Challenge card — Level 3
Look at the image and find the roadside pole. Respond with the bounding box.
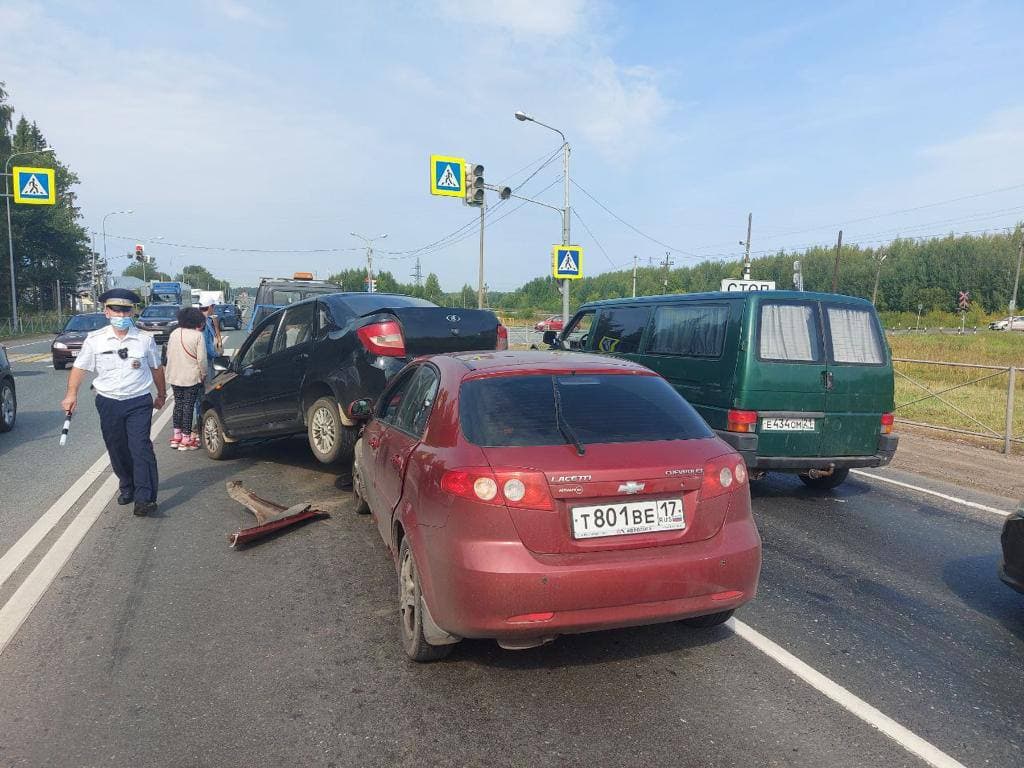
[632,255,638,298]
[831,230,843,293]
[478,203,485,309]
[1009,231,1024,326]
[742,212,752,280]
[1005,366,1017,455]
[561,139,571,328]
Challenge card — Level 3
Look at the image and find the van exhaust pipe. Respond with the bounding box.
[806,464,835,480]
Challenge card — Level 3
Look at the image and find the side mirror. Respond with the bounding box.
[542,330,557,346]
[212,355,231,372]
[349,398,373,421]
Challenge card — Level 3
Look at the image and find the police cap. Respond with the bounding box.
[98,288,141,308]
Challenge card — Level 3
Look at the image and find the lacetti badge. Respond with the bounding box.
[665,468,703,476]
[552,474,591,482]
[618,481,646,495]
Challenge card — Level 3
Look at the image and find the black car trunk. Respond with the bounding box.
[378,307,499,354]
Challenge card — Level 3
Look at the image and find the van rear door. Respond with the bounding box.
[744,298,826,458]
[821,302,891,457]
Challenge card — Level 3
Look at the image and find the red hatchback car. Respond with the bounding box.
[534,315,564,332]
[351,351,761,661]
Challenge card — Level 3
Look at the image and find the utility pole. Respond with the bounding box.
[632,255,638,298]
[350,232,387,293]
[661,251,674,292]
[831,230,843,293]
[411,257,422,288]
[1009,229,1024,325]
[740,212,752,280]
[871,249,888,306]
[478,202,485,309]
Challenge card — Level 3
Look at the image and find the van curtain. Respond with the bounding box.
[759,304,817,361]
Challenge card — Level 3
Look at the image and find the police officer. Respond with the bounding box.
[61,289,167,516]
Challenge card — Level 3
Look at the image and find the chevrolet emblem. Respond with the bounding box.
[617,481,645,495]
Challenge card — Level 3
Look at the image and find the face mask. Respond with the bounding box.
[109,316,133,330]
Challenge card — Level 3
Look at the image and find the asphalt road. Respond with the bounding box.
[0,363,1021,766]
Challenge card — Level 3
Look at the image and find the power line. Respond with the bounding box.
[570,206,615,268]
[94,231,362,255]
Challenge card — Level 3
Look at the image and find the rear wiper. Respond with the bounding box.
[552,377,585,456]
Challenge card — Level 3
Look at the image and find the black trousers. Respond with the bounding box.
[172,383,203,433]
[96,393,158,503]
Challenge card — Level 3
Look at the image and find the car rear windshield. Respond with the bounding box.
[459,373,713,447]
[337,294,436,314]
[141,306,177,318]
[64,315,108,332]
[267,287,339,306]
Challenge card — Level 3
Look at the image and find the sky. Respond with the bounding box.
[1,0,1023,293]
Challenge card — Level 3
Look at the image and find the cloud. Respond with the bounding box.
[206,0,272,27]
[437,0,586,37]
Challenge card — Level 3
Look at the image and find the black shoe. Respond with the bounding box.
[117,491,134,506]
[133,501,157,517]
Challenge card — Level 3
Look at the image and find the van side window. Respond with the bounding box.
[827,306,884,364]
[562,311,595,351]
[648,304,728,357]
[592,307,651,353]
[759,303,821,362]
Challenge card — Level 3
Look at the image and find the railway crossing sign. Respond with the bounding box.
[552,245,583,279]
[958,290,970,311]
[12,166,56,205]
[429,155,465,197]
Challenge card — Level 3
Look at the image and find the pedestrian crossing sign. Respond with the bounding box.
[12,166,56,205]
[430,155,465,198]
[552,245,583,279]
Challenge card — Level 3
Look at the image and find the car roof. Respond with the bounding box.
[579,290,875,309]
[430,350,656,377]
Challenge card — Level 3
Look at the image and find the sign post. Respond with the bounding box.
[12,167,56,205]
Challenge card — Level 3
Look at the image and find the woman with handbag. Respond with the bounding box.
[165,307,208,450]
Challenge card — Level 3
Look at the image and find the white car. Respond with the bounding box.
[989,316,1024,330]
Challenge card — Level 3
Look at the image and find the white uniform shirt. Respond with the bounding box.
[73,325,162,400]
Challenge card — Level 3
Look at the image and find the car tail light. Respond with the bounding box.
[440,467,553,510]
[357,320,405,357]
[881,412,894,434]
[496,323,509,350]
[700,454,748,500]
[726,409,757,432]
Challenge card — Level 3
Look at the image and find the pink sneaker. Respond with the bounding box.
[169,430,182,448]
[179,436,200,451]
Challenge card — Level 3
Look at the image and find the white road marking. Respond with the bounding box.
[731,619,967,768]
[3,338,51,349]
[851,469,1012,517]
[0,401,175,657]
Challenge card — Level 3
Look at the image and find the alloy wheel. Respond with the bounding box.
[203,414,221,453]
[399,547,418,640]
[311,406,337,455]
[1,385,13,424]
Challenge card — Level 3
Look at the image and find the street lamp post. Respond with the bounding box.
[515,110,571,328]
[350,232,387,293]
[4,147,56,330]
[101,209,133,295]
[871,249,888,306]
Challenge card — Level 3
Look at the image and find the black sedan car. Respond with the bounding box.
[213,303,242,330]
[1,344,15,432]
[1000,506,1024,593]
[200,292,506,465]
[51,312,108,369]
[135,304,180,344]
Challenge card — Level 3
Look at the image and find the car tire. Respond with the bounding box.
[398,538,453,662]
[0,379,16,432]
[680,609,734,628]
[52,359,65,370]
[202,409,234,460]
[306,396,356,464]
[351,440,371,515]
[798,467,850,490]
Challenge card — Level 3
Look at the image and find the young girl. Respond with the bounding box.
[165,307,208,450]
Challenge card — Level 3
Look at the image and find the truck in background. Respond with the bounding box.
[149,281,193,306]
[198,290,225,307]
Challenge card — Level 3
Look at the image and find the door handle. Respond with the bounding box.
[822,371,834,391]
[368,435,381,449]
[390,454,404,470]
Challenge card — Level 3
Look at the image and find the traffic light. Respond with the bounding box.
[793,260,804,291]
[134,244,145,263]
[465,163,484,206]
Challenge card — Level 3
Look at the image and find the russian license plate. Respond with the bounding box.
[70,350,78,357]
[762,417,815,431]
[571,498,685,540]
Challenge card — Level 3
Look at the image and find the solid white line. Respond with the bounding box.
[851,469,1012,517]
[0,452,110,589]
[730,619,967,768]
[0,402,175,657]
[3,338,50,349]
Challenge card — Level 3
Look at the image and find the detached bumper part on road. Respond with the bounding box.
[999,511,1024,593]
[714,430,899,470]
[414,506,761,647]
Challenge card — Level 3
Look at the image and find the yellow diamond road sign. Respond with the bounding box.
[12,166,56,205]
[552,245,583,279]
[430,155,465,198]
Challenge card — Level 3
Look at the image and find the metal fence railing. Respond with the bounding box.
[893,358,1021,454]
[0,314,63,340]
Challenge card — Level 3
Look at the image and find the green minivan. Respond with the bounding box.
[545,290,897,489]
